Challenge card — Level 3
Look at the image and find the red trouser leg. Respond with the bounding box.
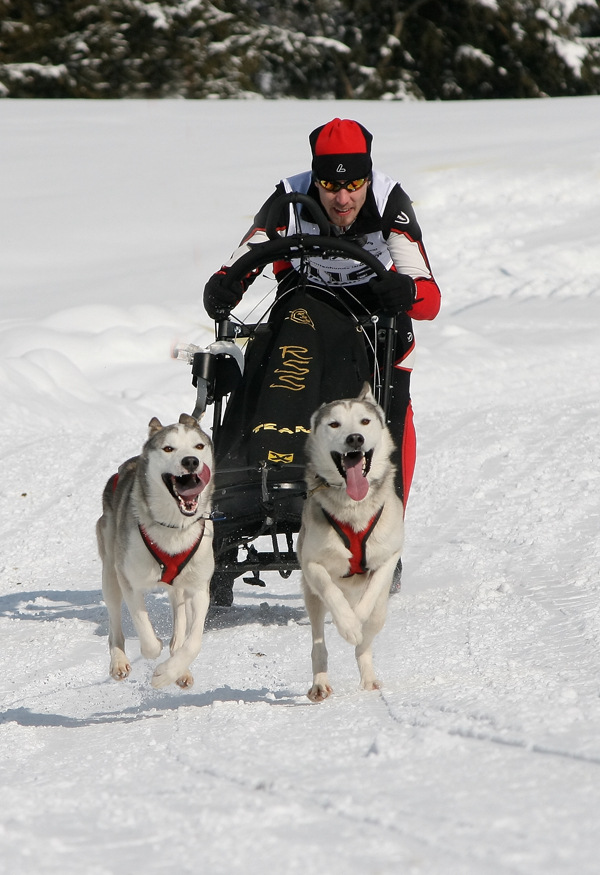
[401,401,416,510]
[382,365,413,510]
[369,316,416,509]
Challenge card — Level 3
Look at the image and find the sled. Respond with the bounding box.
[176,193,397,605]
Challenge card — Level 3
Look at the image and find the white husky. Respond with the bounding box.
[96,414,215,689]
[297,385,404,701]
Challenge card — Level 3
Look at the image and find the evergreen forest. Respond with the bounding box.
[1,0,599,99]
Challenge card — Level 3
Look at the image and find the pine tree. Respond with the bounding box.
[0,0,255,98]
[0,0,598,98]
[339,0,600,99]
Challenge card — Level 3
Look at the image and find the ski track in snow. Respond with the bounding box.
[0,97,600,873]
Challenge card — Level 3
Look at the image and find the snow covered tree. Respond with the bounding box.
[339,0,600,98]
[0,0,257,97]
[0,0,598,98]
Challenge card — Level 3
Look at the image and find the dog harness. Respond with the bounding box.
[109,473,206,585]
[138,523,206,585]
[323,506,384,577]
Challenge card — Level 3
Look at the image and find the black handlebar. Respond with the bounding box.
[220,191,390,289]
[265,192,330,240]
[225,233,389,288]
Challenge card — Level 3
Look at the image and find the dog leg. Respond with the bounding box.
[169,587,187,653]
[304,561,363,646]
[101,561,131,681]
[168,588,194,688]
[151,586,210,689]
[119,578,163,660]
[355,587,389,691]
[353,552,400,628]
[176,597,196,688]
[98,516,131,681]
[302,581,333,702]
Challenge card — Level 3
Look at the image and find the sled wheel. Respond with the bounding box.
[210,571,236,607]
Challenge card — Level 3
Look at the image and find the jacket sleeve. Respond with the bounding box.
[381,185,441,321]
[219,184,289,290]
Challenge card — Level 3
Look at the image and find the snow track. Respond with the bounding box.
[1,97,600,873]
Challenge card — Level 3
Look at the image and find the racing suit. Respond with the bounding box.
[212,169,441,506]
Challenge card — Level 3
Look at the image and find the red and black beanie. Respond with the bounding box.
[310,118,373,181]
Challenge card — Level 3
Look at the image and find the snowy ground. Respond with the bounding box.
[1,97,600,874]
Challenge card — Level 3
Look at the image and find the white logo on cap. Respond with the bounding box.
[336,163,346,174]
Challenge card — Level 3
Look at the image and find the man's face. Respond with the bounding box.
[317,179,370,228]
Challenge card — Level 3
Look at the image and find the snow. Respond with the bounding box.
[1,96,600,873]
[455,45,495,67]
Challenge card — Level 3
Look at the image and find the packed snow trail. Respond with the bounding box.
[0,97,599,874]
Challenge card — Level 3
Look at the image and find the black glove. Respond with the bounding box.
[203,270,243,320]
[369,271,416,315]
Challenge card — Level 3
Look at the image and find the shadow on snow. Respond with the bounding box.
[0,588,306,638]
[0,685,309,729]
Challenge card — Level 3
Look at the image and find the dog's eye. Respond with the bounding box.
[329,421,340,429]
[162,446,175,453]
[195,443,205,450]
[361,418,371,425]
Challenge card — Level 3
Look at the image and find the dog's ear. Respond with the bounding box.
[179,413,199,428]
[310,400,329,431]
[358,382,376,405]
[148,417,163,436]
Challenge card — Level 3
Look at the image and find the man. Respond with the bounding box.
[204,118,441,518]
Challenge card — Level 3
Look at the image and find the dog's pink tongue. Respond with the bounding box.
[199,463,211,488]
[178,464,211,497]
[345,456,369,501]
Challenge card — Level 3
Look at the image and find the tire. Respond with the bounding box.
[210,571,236,607]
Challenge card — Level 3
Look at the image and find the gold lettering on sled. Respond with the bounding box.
[269,345,313,392]
[268,451,294,463]
[286,308,315,330]
[252,423,311,434]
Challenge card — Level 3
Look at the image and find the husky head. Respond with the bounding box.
[307,384,393,502]
[142,413,213,517]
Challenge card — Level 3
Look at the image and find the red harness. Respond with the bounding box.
[110,473,205,585]
[323,506,384,577]
[138,523,205,585]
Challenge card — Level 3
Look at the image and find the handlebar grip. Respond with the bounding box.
[265,192,330,240]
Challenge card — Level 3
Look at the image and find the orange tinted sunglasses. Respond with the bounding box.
[317,178,368,193]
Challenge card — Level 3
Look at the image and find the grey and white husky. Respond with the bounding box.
[298,385,404,701]
[96,413,215,690]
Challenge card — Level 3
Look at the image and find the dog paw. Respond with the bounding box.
[360,678,381,691]
[334,617,363,647]
[150,662,175,689]
[307,683,333,702]
[140,638,163,660]
[151,656,189,689]
[110,660,131,681]
[176,671,194,689]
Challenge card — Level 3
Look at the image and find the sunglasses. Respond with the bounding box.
[317,177,368,193]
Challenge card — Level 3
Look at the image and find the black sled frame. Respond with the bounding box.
[180,194,398,605]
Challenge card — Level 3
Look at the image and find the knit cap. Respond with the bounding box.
[310,118,373,180]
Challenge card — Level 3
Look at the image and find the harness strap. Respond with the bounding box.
[323,506,384,577]
[138,523,206,585]
[307,477,331,497]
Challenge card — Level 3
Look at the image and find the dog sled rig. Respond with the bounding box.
[175,194,397,606]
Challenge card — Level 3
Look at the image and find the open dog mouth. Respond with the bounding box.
[331,449,373,501]
[162,465,211,516]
